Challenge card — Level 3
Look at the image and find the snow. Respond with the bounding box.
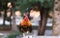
[5,21,10,25]
[0,19,3,25]
[0,18,10,25]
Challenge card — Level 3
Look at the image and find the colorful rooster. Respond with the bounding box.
[19,15,32,33]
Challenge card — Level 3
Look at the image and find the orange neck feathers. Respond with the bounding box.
[20,15,32,26]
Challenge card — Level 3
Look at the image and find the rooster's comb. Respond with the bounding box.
[24,15,29,21]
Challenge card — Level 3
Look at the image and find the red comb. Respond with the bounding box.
[24,15,29,21]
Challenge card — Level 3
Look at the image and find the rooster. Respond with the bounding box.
[19,15,32,33]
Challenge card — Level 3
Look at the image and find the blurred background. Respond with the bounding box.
[0,0,54,38]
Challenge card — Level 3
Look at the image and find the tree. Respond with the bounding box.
[38,0,54,35]
[0,0,16,30]
[53,0,60,35]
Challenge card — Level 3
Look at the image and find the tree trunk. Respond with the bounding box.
[53,0,60,35]
[3,2,7,27]
[38,8,49,35]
